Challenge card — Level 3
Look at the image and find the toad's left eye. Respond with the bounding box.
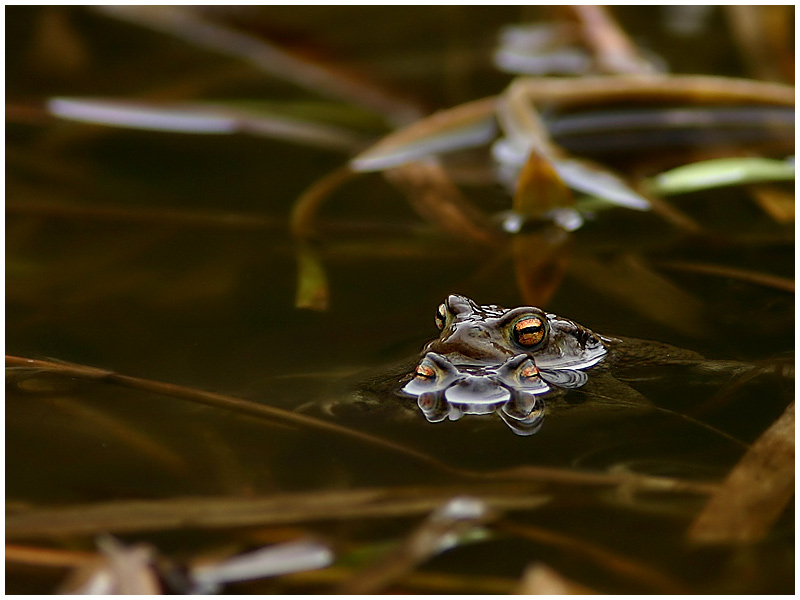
[513,316,546,348]
[415,363,435,379]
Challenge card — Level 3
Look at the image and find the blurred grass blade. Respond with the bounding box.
[351,97,498,172]
[48,97,364,150]
[548,106,795,154]
[493,22,590,76]
[650,156,795,196]
[495,47,590,77]
[95,6,422,126]
[48,97,237,133]
[383,160,501,246]
[191,540,333,593]
[507,75,795,107]
[569,5,656,74]
[568,254,709,337]
[513,150,574,215]
[554,158,650,210]
[295,242,329,311]
[61,536,160,595]
[290,166,357,311]
[750,185,795,223]
[726,5,794,83]
[339,497,498,594]
[688,402,794,544]
[515,563,596,594]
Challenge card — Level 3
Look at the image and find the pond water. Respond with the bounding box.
[6,6,794,594]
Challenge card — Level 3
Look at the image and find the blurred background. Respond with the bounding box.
[6,6,794,594]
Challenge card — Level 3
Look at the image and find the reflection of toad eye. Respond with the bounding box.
[435,303,447,330]
[513,316,546,348]
[415,363,435,379]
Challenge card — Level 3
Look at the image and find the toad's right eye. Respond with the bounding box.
[513,316,547,348]
[435,303,447,330]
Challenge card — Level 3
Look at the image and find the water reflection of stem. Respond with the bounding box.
[6,355,720,497]
[655,260,794,293]
[50,397,190,476]
[495,519,690,594]
[290,166,357,239]
[280,565,517,594]
[290,166,358,310]
[574,386,750,450]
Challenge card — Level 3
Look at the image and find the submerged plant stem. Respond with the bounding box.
[496,519,690,593]
[6,355,720,496]
[6,355,442,471]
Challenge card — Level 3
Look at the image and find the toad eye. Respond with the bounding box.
[513,316,547,348]
[434,303,447,330]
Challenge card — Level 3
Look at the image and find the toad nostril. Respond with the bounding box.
[470,325,489,338]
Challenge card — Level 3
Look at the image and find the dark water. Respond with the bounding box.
[6,6,794,594]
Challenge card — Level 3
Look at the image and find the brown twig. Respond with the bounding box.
[725,6,794,83]
[507,75,794,107]
[688,402,795,544]
[569,6,655,75]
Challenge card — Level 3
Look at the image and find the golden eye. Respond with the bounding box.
[513,316,546,348]
[434,303,447,330]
